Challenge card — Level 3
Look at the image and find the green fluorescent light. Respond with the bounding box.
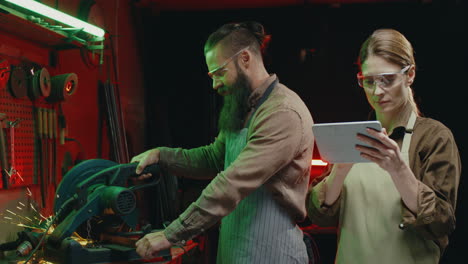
[5,0,105,38]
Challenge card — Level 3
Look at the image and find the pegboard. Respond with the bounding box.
[0,97,36,187]
[0,60,59,190]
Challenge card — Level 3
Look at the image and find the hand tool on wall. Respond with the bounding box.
[7,119,24,185]
[38,108,46,207]
[0,113,9,189]
[43,108,49,207]
[39,67,51,98]
[32,106,40,185]
[58,104,67,145]
[52,108,57,187]
[47,73,78,103]
[8,65,28,99]
[29,67,52,100]
[48,108,54,188]
[0,59,11,91]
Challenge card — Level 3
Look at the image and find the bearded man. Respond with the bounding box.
[133,21,314,264]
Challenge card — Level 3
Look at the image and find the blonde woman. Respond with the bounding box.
[307,29,461,264]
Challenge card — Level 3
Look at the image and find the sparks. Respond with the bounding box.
[6,209,17,216]
[16,172,24,182]
[17,223,46,231]
[30,203,38,212]
[39,213,48,220]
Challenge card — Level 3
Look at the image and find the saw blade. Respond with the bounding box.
[54,159,117,218]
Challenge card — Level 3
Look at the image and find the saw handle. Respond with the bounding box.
[134,163,160,178]
[76,162,161,192]
[129,163,162,191]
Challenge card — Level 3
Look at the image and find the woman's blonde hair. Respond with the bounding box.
[358,29,421,116]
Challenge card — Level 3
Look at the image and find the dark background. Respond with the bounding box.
[135,1,466,263]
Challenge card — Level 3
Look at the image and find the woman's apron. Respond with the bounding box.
[217,79,308,264]
[336,112,439,264]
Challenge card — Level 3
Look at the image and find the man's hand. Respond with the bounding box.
[130,148,160,179]
[135,231,172,259]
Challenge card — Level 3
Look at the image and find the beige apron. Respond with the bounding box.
[336,113,439,264]
[217,79,308,264]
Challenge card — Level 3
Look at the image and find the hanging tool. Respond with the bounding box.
[7,119,24,185]
[38,108,46,207]
[8,65,28,99]
[0,59,11,91]
[58,104,67,145]
[52,107,58,187]
[47,73,78,103]
[42,108,49,207]
[0,113,9,189]
[33,106,41,186]
[48,108,54,189]
[39,67,52,97]
[29,67,52,100]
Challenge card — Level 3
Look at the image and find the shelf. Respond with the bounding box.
[0,2,102,50]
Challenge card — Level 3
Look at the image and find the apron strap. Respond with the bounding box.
[401,112,417,154]
[245,78,278,128]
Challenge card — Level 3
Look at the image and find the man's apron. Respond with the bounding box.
[336,112,439,264]
[216,79,308,264]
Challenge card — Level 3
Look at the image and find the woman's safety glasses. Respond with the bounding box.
[357,65,411,92]
[207,46,249,80]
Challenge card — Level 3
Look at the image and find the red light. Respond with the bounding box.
[65,81,74,94]
[310,159,330,183]
[311,159,328,166]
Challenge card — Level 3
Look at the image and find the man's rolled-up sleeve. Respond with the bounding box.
[158,132,226,180]
[164,108,304,243]
[307,175,341,227]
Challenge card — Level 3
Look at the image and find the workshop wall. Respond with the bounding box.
[0,0,146,248]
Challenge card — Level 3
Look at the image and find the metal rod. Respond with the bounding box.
[0,113,10,189]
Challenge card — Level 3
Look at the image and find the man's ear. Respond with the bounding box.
[240,50,250,68]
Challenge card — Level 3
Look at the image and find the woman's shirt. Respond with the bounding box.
[307,116,461,254]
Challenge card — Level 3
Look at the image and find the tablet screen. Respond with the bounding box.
[312,120,382,163]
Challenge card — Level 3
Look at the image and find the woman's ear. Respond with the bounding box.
[408,65,416,85]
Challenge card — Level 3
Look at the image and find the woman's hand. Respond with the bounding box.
[355,128,406,174]
[322,163,354,207]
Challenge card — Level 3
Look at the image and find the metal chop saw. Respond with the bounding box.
[42,159,171,263]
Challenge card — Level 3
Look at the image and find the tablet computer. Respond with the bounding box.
[312,120,382,163]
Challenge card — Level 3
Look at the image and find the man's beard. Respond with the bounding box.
[218,64,252,133]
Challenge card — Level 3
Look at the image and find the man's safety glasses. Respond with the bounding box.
[207,46,249,80]
[357,65,411,91]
